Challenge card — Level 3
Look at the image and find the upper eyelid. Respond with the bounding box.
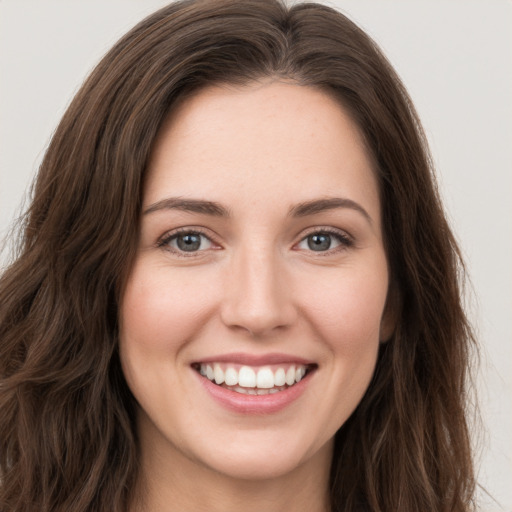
[297,226,353,241]
[158,227,219,247]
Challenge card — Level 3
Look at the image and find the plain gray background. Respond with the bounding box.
[1,1,511,510]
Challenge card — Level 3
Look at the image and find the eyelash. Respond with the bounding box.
[157,226,354,256]
[158,227,219,257]
[295,227,354,254]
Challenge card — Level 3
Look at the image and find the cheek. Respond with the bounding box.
[289,261,389,435]
[119,261,218,355]
[118,261,222,416]
[300,265,389,350]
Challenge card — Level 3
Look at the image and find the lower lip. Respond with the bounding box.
[195,371,313,414]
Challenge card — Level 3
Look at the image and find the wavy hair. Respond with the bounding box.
[0,1,477,510]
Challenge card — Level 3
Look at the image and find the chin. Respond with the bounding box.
[181,428,333,483]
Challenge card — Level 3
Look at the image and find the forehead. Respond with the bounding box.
[145,81,380,223]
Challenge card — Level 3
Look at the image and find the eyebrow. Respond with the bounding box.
[144,197,230,217]
[143,196,372,224]
[288,197,372,224]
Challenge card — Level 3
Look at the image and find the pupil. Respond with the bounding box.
[177,234,201,251]
[308,234,331,251]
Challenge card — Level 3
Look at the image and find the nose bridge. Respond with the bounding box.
[220,242,295,336]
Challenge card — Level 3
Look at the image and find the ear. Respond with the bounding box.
[379,281,401,342]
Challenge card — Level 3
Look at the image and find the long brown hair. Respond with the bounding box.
[0,1,477,510]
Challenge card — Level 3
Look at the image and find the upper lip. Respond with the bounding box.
[192,352,315,366]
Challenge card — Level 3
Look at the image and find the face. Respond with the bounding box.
[119,81,392,483]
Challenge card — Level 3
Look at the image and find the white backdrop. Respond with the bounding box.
[1,1,511,510]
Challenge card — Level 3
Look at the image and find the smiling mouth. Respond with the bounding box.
[192,362,316,395]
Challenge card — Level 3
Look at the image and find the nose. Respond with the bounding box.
[220,246,297,337]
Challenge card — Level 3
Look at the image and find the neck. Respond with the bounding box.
[137,468,331,512]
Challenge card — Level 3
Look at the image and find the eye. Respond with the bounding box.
[160,230,214,253]
[296,230,352,252]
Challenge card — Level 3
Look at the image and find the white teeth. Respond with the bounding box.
[274,368,286,386]
[256,367,274,388]
[295,366,306,382]
[213,364,224,385]
[285,366,296,386]
[224,367,238,386]
[198,362,311,392]
[230,385,286,395]
[238,366,256,388]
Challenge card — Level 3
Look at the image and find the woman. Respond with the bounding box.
[0,0,477,511]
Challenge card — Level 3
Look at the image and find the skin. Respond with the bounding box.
[119,81,393,512]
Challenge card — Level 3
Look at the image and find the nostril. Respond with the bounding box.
[220,303,297,337]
